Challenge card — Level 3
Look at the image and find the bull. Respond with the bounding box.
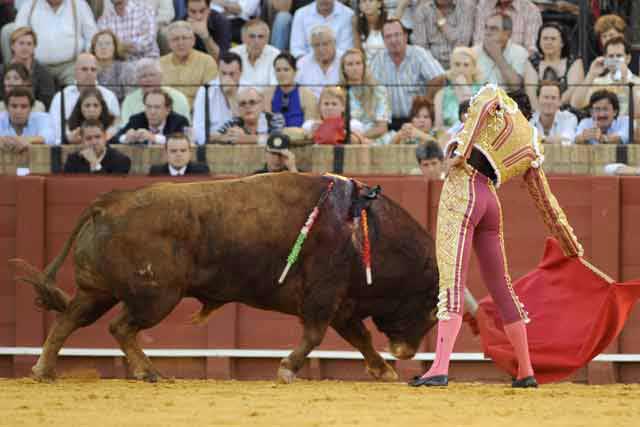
[11,173,439,383]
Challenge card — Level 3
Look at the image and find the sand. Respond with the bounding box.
[1,378,638,427]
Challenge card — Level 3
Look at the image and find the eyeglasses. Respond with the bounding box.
[239,99,260,108]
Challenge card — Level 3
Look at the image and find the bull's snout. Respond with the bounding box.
[390,343,416,360]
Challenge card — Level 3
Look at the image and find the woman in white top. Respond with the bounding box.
[352,0,387,61]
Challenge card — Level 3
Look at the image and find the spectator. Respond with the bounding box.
[66,87,118,144]
[593,14,626,57]
[13,0,97,86]
[149,132,210,175]
[267,0,314,51]
[0,87,54,149]
[473,0,542,54]
[90,29,136,102]
[524,22,584,111]
[263,51,319,128]
[183,0,231,60]
[575,89,629,145]
[473,13,528,90]
[295,25,342,99]
[571,37,640,116]
[413,141,444,181]
[253,132,299,173]
[290,0,354,58]
[302,85,366,144]
[370,18,445,131]
[211,86,275,144]
[121,58,191,124]
[390,95,439,145]
[412,0,476,69]
[160,20,218,107]
[352,0,386,61]
[0,27,55,109]
[98,0,159,61]
[433,46,482,132]
[192,52,243,144]
[63,119,131,173]
[49,53,120,145]
[113,88,190,144]
[0,63,46,113]
[339,48,390,144]
[209,0,261,44]
[529,80,577,145]
[230,19,280,88]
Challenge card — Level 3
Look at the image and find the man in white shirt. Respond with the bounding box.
[529,81,577,145]
[192,51,243,144]
[230,19,280,89]
[11,0,97,85]
[49,53,120,145]
[290,0,353,58]
[296,25,341,99]
[209,0,261,44]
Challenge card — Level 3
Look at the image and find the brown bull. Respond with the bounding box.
[11,173,439,383]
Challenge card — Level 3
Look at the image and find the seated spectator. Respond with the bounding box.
[412,141,444,181]
[473,0,542,54]
[160,20,218,107]
[183,0,231,60]
[63,119,131,174]
[192,52,243,144]
[370,18,445,131]
[0,27,55,109]
[266,0,314,51]
[149,132,210,175]
[0,87,54,149]
[230,19,280,89]
[98,0,159,61]
[113,88,190,144]
[571,37,640,116]
[253,132,299,173]
[263,51,319,128]
[524,22,584,111]
[352,0,387,61]
[433,46,482,132]
[529,80,577,145]
[445,97,470,137]
[339,48,390,144]
[90,29,136,102]
[296,25,342,99]
[412,0,476,69]
[210,0,261,44]
[66,88,118,144]
[0,63,46,113]
[383,0,417,31]
[290,0,354,58]
[593,14,626,58]
[121,58,191,124]
[49,53,120,145]
[390,95,439,145]
[473,13,528,90]
[210,87,274,144]
[575,90,629,145]
[302,86,366,144]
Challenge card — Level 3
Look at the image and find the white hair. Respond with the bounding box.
[310,25,335,41]
[135,58,162,80]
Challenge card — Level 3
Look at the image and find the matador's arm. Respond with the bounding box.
[523,167,584,257]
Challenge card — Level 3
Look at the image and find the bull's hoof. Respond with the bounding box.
[367,362,398,382]
[31,365,56,383]
[133,369,162,383]
[277,367,296,384]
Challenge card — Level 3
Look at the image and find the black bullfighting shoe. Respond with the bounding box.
[408,375,449,387]
[512,376,538,388]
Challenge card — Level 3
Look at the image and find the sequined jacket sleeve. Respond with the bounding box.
[523,167,583,257]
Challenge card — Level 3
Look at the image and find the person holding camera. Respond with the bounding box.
[570,36,640,116]
[253,133,298,174]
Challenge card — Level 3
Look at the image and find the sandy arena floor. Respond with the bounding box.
[2,378,639,427]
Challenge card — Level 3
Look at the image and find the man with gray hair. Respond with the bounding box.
[296,25,342,99]
[230,19,280,89]
[160,20,218,106]
[290,0,353,58]
[121,58,191,123]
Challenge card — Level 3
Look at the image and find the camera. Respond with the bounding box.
[604,57,624,68]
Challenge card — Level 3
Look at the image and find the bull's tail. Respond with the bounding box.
[9,205,97,313]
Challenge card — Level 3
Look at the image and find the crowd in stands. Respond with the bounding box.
[0,0,638,175]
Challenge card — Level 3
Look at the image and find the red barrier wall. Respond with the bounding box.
[1,175,639,382]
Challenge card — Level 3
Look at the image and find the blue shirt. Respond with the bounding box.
[575,116,630,145]
[0,111,54,145]
[272,86,305,127]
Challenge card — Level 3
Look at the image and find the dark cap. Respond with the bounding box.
[266,133,290,153]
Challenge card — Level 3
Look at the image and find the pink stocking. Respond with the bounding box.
[504,320,534,379]
[421,312,463,378]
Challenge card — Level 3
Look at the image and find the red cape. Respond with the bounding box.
[476,237,640,384]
